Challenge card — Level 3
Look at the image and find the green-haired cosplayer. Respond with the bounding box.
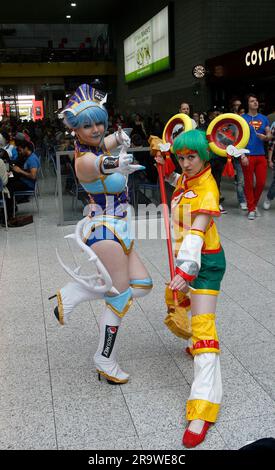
[154,129,226,448]
[50,84,153,385]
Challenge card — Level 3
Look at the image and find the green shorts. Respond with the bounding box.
[190,248,226,295]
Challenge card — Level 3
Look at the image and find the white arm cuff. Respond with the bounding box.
[176,234,203,277]
[165,172,180,187]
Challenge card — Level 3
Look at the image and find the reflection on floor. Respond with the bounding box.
[0,172,275,449]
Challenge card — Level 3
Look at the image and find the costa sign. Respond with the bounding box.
[245,44,275,67]
[206,37,275,79]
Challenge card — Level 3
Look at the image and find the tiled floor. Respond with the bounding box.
[0,175,275,450]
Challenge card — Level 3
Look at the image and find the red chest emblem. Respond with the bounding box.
[250,120,262,131]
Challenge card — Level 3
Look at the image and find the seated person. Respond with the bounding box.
[0,147,12,171]
[5,140,40,218]
[0,153,8,188]
[0,131,18,160]
[0,151,10,224]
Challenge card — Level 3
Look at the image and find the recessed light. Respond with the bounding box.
[71,3,77,6]
[66,15,71,19]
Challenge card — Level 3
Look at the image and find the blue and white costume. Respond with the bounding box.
[76,141,134,255]
[52,84,153,384]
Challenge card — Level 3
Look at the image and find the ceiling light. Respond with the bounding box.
[66,15,71,19]
[18,95,35,100]
[71,3,77,6]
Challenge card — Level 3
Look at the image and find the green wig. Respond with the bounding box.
[172,129,210,161]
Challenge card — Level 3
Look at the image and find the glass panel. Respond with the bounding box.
[54,145,161,225]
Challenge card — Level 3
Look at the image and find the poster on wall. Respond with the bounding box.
[124,6,171,83]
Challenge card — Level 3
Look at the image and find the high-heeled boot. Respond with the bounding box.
[49,281,103,325]
[94,306,129,384]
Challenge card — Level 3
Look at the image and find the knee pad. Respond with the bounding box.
[191,313,220,355]
[130,278,153,298]
[104,287,133,318]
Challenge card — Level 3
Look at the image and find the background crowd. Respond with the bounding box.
[0,93,275,226]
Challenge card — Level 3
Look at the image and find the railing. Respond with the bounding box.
[0,46,114,63]
[55,147,160,226]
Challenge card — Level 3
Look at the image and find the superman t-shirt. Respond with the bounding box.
[242,113,270,155]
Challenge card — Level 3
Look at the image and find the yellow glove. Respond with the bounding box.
[165,285,191,310]
[164,286,192,339]
[148,135,164,156]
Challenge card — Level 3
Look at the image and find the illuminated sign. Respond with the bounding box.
[124,6,171,83]
[206,37,275,79]
[245,44,275,67]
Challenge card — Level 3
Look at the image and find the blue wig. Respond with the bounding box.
[64,105,108,130]
[62,83,108,130]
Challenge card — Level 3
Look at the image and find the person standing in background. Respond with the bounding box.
[132,113,147,142]
[192,112,199,128]
[267,107,275,127]
[230,98,242,115]
[263,122,275,210]
[208,109,228,214]
[230,99,247,211]
[198,112,208,131]
[179,102,198,130]
[241,94,272,220]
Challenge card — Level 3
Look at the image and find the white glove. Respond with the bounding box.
[100,153,145,175]
[114,128,131,148]
[159,142,171,153]
[226,145,250,158]
[118,153,145,175]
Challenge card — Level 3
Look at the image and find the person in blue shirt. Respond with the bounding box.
[5,140,40,218]
[12,140,40,189]
[241,94,272,220]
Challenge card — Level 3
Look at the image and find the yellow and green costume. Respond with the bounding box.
[171,164,226,423]
[172,164,226,296]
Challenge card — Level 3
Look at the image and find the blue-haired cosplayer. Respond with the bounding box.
[50,84,153,384]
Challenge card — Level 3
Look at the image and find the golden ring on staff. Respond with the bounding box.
[162,113,193,145]
[206,112,250,157]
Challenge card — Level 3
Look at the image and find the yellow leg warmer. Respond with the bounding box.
[191,313,220,356]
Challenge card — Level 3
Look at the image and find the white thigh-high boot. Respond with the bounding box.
[50,281,103,325]
[93,305,129,384]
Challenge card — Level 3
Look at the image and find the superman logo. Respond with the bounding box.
[250,120,262,131]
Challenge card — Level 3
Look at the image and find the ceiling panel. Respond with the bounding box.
[1,0,124,23]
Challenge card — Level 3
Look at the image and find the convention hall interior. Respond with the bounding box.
[0,0,275,453]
